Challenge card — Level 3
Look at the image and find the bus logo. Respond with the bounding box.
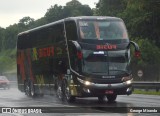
[96,45,117,50]
[102,76,115,78]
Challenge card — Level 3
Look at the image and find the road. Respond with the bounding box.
[0,86,160,116]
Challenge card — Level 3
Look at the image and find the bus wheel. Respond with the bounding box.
[56,80,63,100]
[30,81,36,97]
[63,80,75,103]
[24,81,30,96]
[106,94,117,102]
[98,95,106,103]
[24,81,35,97]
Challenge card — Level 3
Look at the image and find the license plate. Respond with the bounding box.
[105,90,114,94]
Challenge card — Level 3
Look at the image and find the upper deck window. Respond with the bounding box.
[79,19,128,40]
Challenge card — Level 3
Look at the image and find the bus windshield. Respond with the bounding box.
[79,19,128,40]
[82,49,130,75]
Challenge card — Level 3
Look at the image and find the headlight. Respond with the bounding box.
[122,75,133,85]
[126,80,132,85]
[85,81,91,85]
[77,77,93,86]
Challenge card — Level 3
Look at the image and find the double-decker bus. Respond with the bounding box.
[17,16,140,102]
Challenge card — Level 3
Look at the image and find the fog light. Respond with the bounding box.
[126,87,132,95]
[83,88,90,93]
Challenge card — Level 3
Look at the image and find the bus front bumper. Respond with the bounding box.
[77,77,133,96]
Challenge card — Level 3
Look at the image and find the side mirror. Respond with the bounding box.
[130,41,141,58]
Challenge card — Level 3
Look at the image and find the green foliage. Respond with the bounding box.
[19,16,34,26]
[96,0,127,16]
[45,5,65,23]
[131,38,160,66]
[65,0,92,16]
[121,0,160,46]
[0,49,16,75]
[3,25,19,49]
[45,0,93,23]
[133,89,160,95]
[0,27,5,51]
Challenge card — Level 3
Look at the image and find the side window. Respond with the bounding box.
[18,34,31,49]
[51,23,65,43]
[30,31,38,47]
[65,21,78,41]
[18,23,65,49]
[52,23,65,43]
[17,34,26,49]
[36,29,49,46]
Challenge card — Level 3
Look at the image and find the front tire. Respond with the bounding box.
[24,81,30,96]
[106,94,117,102]
[63,80,75,103]
[56,79,63,100]
[98,95,106,103]
[30,81,36,97]
[24,80,36,97]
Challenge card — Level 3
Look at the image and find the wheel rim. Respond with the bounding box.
[30,83,35,97]
[63,80,75,102]
[25,83,30,96]
[98,96,105,102]
[65,86,70,100]
[57,84,63,99]
[107,95,117,102]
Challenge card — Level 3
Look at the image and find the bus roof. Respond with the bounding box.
[18,16,122,36]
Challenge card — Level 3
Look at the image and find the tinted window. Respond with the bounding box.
[79,20,128,40]
[82,49,130,75]
[17,23,64,49]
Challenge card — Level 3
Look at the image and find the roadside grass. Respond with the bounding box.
[133,89,160,95]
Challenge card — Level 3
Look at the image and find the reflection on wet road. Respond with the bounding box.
[0,87,159,116]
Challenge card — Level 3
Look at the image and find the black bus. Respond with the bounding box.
[17,16,140,102]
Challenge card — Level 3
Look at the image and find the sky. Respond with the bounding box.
[0,0,99,28]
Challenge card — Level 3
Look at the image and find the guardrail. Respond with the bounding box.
[133,81,160,92]
[9,81,17,88]
[8,81,160,92]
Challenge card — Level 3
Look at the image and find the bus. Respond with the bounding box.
[17,16,140,102]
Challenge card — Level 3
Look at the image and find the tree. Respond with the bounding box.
[96,0,127,16]
[45,4,65,23]
[0,27,5,51]
[65,0,93,16]
[33,17,47,27]
[3,24,19,49]
[121,0,160,46]
[131,38,160,66]
[45,0,93,23]
[19,16,35,26]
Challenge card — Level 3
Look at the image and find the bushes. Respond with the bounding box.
[0,49,16,74]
